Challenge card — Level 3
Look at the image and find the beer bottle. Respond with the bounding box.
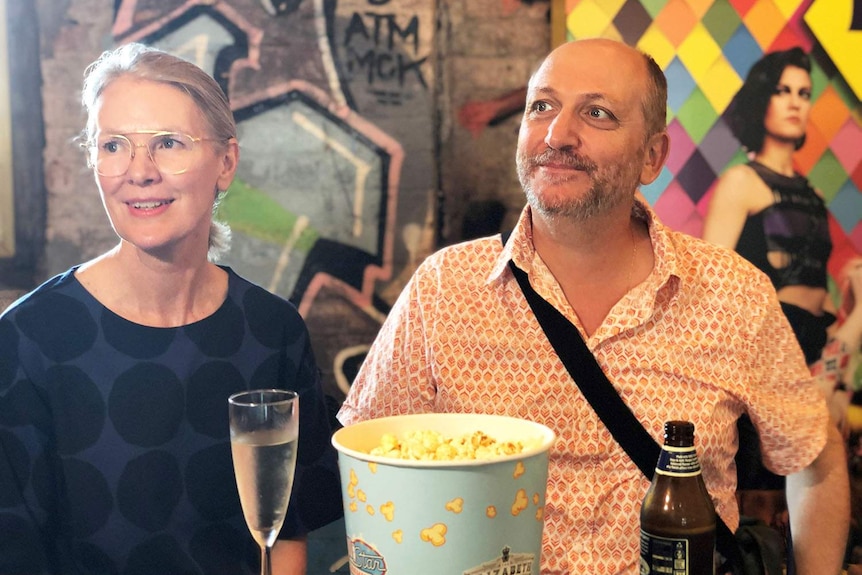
[640,420,716,575]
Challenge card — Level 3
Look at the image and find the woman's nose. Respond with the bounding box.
[126,142,161,182]
[789,91,807,108]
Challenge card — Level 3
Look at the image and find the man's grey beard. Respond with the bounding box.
[517,149,636,223]
[524,180,623,222]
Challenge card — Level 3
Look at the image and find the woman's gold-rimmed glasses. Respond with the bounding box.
[86,130,224,177]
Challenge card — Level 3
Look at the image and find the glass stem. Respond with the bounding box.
[261,544,272,575]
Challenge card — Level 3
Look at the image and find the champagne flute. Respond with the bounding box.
[229,389,299,575]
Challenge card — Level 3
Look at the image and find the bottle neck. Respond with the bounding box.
[655,444,702,477]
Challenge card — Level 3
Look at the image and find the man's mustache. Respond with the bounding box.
[526,148,597,174]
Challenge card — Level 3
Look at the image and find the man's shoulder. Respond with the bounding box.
[662,226,773,289]
[419,235,504,272]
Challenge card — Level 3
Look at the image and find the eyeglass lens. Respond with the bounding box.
[92,132,198,176]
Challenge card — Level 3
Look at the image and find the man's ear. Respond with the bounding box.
[640,130,670,186]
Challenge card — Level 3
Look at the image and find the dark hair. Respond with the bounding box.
[725,47,811,153]
[641,51,668,139]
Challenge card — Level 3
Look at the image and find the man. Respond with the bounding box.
[338,38,848,574]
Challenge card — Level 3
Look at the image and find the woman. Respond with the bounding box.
[703,46,862,541]
[0,44,342,574]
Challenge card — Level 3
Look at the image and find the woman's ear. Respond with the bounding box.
[216,138,239,192]
[640,130,670,186]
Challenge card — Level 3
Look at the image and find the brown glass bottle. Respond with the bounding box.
[640,421,716,575]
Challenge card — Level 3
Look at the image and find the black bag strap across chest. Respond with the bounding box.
[500,231,741,567]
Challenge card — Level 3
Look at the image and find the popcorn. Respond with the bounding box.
[368,429,530,461]
[511,488,529,516]
[445,497,464,513]
[420,523,447,546]
[514,461,526,478]
[380,501,395,521]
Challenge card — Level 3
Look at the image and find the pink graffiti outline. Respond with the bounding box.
[113,0,264,89]
[110,1,403,318]
[231,81,403,318]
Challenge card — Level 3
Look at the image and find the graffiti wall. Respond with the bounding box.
[109,0,435,401]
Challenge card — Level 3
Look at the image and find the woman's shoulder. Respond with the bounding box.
[716,162,763,190]
[0,267,83,321]
[712,162,773,209]
[223,267,306,327]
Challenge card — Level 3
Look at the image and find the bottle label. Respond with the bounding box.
[639,531,690,575]
[655,446,701,477]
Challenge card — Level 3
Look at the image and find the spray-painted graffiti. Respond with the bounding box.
[111,0,435,399]
[343,11,427,88]
[339,0,431,106]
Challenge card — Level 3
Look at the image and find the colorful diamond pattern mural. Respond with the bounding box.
[563,0,862,251]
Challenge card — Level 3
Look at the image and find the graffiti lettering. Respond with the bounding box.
[344,12,419,53]
[343,11,428,90]
[346,47,428,88]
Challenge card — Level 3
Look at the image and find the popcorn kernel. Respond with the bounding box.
[367,429,534,461]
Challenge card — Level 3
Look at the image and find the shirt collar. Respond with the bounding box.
[638,199,681,296]
[488,199,682,293]
[488,205,535,284]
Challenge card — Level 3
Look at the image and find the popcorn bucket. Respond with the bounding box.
[331,413,556,575]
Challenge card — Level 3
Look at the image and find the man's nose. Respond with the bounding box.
[544,112,580,150]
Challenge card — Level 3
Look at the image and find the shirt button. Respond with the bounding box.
[572,542,584,553]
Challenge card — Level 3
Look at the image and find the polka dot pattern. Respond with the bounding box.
[16,291,96,362]
[0,266,343,573]
[244,288,301,348]
[185,443,242,521]
[102,309,176,359]
[0,431,28,508]
[186,361,243,439]
[0,514,48,574]
[117,451,183,531]
[110,363,184,447]
[0,321,17,387]
[30,453,55,514]
[189,523,254,575]
[185,296,245,357]
[340,203,828,575]
[1,381,50,431]
[124,534,198,575]
[62,458,113,537]
[45,365,104,455]
[249,352,293,391]
[67,543,116,575]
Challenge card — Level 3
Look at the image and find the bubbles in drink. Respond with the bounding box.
[231,430,298,548]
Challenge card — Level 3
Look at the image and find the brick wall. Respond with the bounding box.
[439,0,550,242]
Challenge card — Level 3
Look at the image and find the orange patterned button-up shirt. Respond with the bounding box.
[339,202,828,575]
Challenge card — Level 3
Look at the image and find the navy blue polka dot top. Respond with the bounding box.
[0,266,343,574]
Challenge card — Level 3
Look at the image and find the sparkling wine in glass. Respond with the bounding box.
[229,389,299,575]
